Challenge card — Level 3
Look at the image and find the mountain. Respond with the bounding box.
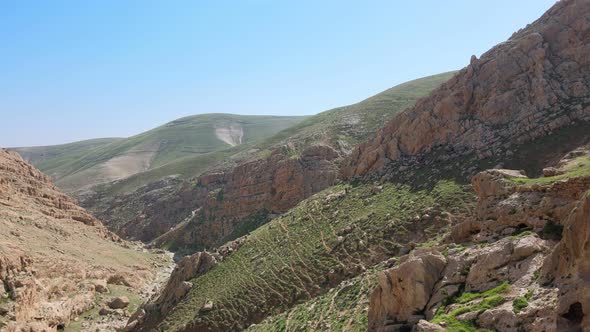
[81,72,455,247]
[13,114,307,193]
[126,1,590,331]
[0,149,167,330]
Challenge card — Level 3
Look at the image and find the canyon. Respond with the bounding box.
[3,0,590,331]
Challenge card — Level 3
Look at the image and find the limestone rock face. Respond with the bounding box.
[0,149,160,330]
[342,0,590,181]
[368,250,446,331]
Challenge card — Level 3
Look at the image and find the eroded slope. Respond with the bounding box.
[0,149,164,331]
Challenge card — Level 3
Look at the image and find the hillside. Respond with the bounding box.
[0,149,168,331]
[12,137,123,166]
[127,1,590,331]
[15,114,307,193]
[81,72,455,245]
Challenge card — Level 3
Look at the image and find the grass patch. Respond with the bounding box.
[248,268,379,332]
[432,282,510,331]
[510,155,590,185]
[513,289,534,313]
[512,297,528,313]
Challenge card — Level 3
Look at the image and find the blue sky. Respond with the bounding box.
[1,0,556,147]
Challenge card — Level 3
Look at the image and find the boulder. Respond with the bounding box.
[93,279,108,293]
[108,296,130,309]
[368,250,446,331]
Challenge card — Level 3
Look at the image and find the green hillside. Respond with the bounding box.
[247,71,457,159]
[153,181,473,331]
[12,137,123,167]
[15,114,307,193]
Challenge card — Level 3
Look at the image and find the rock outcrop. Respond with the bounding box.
[342,0,590,181]
[368,250,447,331]
[369,145,590,331]
[0,149,161,331]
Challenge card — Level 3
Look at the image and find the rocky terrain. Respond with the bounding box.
[368,145,590,331]
[0,149,170,331]
[120,1,590,331]
[5,1,590,331]
[83,72,454,252]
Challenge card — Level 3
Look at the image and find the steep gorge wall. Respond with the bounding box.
[342,0,590,182]
[150,145,340,249]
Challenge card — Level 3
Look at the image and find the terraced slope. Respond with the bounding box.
[15,114,307,193]
[133,181,473,331]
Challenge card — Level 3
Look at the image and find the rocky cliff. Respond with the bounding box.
[342,0,590,182]
[0,149,163,331]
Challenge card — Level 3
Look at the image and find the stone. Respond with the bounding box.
[93,279,108,293]
[200,300,214,312]
[542,167,564,177]
[415,320,444,331]
[108,296,130,309]
[99,307,114,316]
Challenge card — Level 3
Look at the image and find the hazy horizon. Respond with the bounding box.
[1,0,556,147]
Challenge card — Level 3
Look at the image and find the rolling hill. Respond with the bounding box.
[13,137,123,167]
[12,114,307,193]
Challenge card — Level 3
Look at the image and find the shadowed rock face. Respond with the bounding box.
[342,0,590,181]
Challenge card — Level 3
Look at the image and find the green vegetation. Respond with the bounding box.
[510,155,590,185]
[432,282,511,332]
[11,138,122,166]
[512,289,533,313]
[540,221,564,240]
[245,72,456,160]
[157,180,473,331]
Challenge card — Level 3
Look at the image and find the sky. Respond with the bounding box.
[1,0,557,147]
